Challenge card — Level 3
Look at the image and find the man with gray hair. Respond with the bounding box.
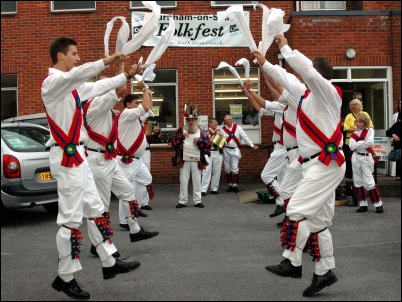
[171,105,210,208]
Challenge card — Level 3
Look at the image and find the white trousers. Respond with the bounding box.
[179,161,202,205]
[201,150,223,192]
[223,147,241,174]
[278,148,303,201]
[352,153,376,190]
[117,157,152,224]
[283,157,345,273]
[261,143,289,205]
[141,149,151,172]
[50,146,117,275]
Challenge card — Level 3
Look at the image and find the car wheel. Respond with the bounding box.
[43,202,58,214]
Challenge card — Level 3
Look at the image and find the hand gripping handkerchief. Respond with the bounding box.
[266,8,290,41]
[217,62,244,87]
[135,63,156,82]
[121,1,161,55]
[217,5,258,52]
[104,16,130,57]
[253,4,271,63]
[235,58,250,80]
[141,16,175,68]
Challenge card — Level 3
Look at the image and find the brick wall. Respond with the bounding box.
[1,1,400,184]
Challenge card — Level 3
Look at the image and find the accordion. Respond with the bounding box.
[211,134,226,150]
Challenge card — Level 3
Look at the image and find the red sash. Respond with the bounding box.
[222,124,241,147]
[83,100,118,160]
[350,128,379,163]
[282,106,296,138]
[116,116,145,164]
[42,75,84,168]
[297,86,345,167]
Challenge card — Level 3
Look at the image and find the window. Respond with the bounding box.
[211,1,258,7]
[213,67,259,125]
[1,1,17,14]
[132,69,177,143]
[301,1,346,11]
[1,74,18,121]
[332,66,392,175]
[51,1,95,12]
[130,1,176,9]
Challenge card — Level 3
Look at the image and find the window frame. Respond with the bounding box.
[1,74,18,121]
[300,1,346,11]
[130,1,177,10]
[211,1,258,7]
[1,1,17,15]
[50,1,96,13]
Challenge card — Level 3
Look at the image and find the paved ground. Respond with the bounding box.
[1,182,401,301]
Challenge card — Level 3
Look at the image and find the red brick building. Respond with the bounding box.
[1,1,400,183]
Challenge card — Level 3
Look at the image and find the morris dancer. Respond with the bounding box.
[220,115,259,193]
[116,93,159,242]
[253,34,345,297]
[42,37,140,300]
[349,112,383,213]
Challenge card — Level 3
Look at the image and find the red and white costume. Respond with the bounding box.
[220,123,255,188]
[259,100,288,206]
[83,91,143,237]
[116,108,152,225]
[262,46,345,274]
[42,60,126,277]
[349,127,383,208]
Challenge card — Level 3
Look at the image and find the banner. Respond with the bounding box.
[373,137,392,161]
[131,12,250,47]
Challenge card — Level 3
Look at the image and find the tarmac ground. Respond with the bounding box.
[1,182,401,301]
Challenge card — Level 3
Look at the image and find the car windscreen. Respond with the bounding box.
[1,126,50,152]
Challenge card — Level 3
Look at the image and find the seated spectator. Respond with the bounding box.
[243,107,259,126]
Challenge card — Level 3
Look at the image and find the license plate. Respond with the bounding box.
[40,172,53,181]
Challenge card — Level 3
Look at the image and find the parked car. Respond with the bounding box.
[1,122,58,218]
[3,112,49,128]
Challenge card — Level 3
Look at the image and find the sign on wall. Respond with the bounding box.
[132,12,250,47]
[373,137,392,161]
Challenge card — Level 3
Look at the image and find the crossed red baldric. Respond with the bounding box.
[222,124,241,147]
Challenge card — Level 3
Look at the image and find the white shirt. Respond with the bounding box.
[349,128,375,152]
[277,90,298,148]
[118,107,148,158]
[262,46,342,158]
[259,100,285,143]
[220,124,254,148]
[41,59,126,147]
[85,90,119,150]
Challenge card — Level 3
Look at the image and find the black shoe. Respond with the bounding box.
[303,270,338,297]
[227,186,234,192]
[141,205,153,210]
[90,244,120,258]
[265,259,302,278]
[138,210,148,217]
[194,203,205,208]
[210,191,219,195]
[119,223,130,231]
[276,221,283,228]
[233,186,239,193]
[376,206,384,213]
[269,205,284,218]
[102,259,141,280]
[176,203,186,208]
[201,192,206,196]
[130,227,159,242]
[356,206,368,213]
[52,276,90,300]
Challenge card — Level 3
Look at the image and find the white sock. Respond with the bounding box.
[59,273,74,282]
[102,255,116,268]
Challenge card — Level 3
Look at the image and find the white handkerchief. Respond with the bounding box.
[135,63,156,82]
[141,16,175,68]
[267,8,290,37]
[217,61,243,87]
[122,1,161,55]
[253,4,272,57]
[104,16,130,57]
[235,58,250,80]
[217,5,257,52]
